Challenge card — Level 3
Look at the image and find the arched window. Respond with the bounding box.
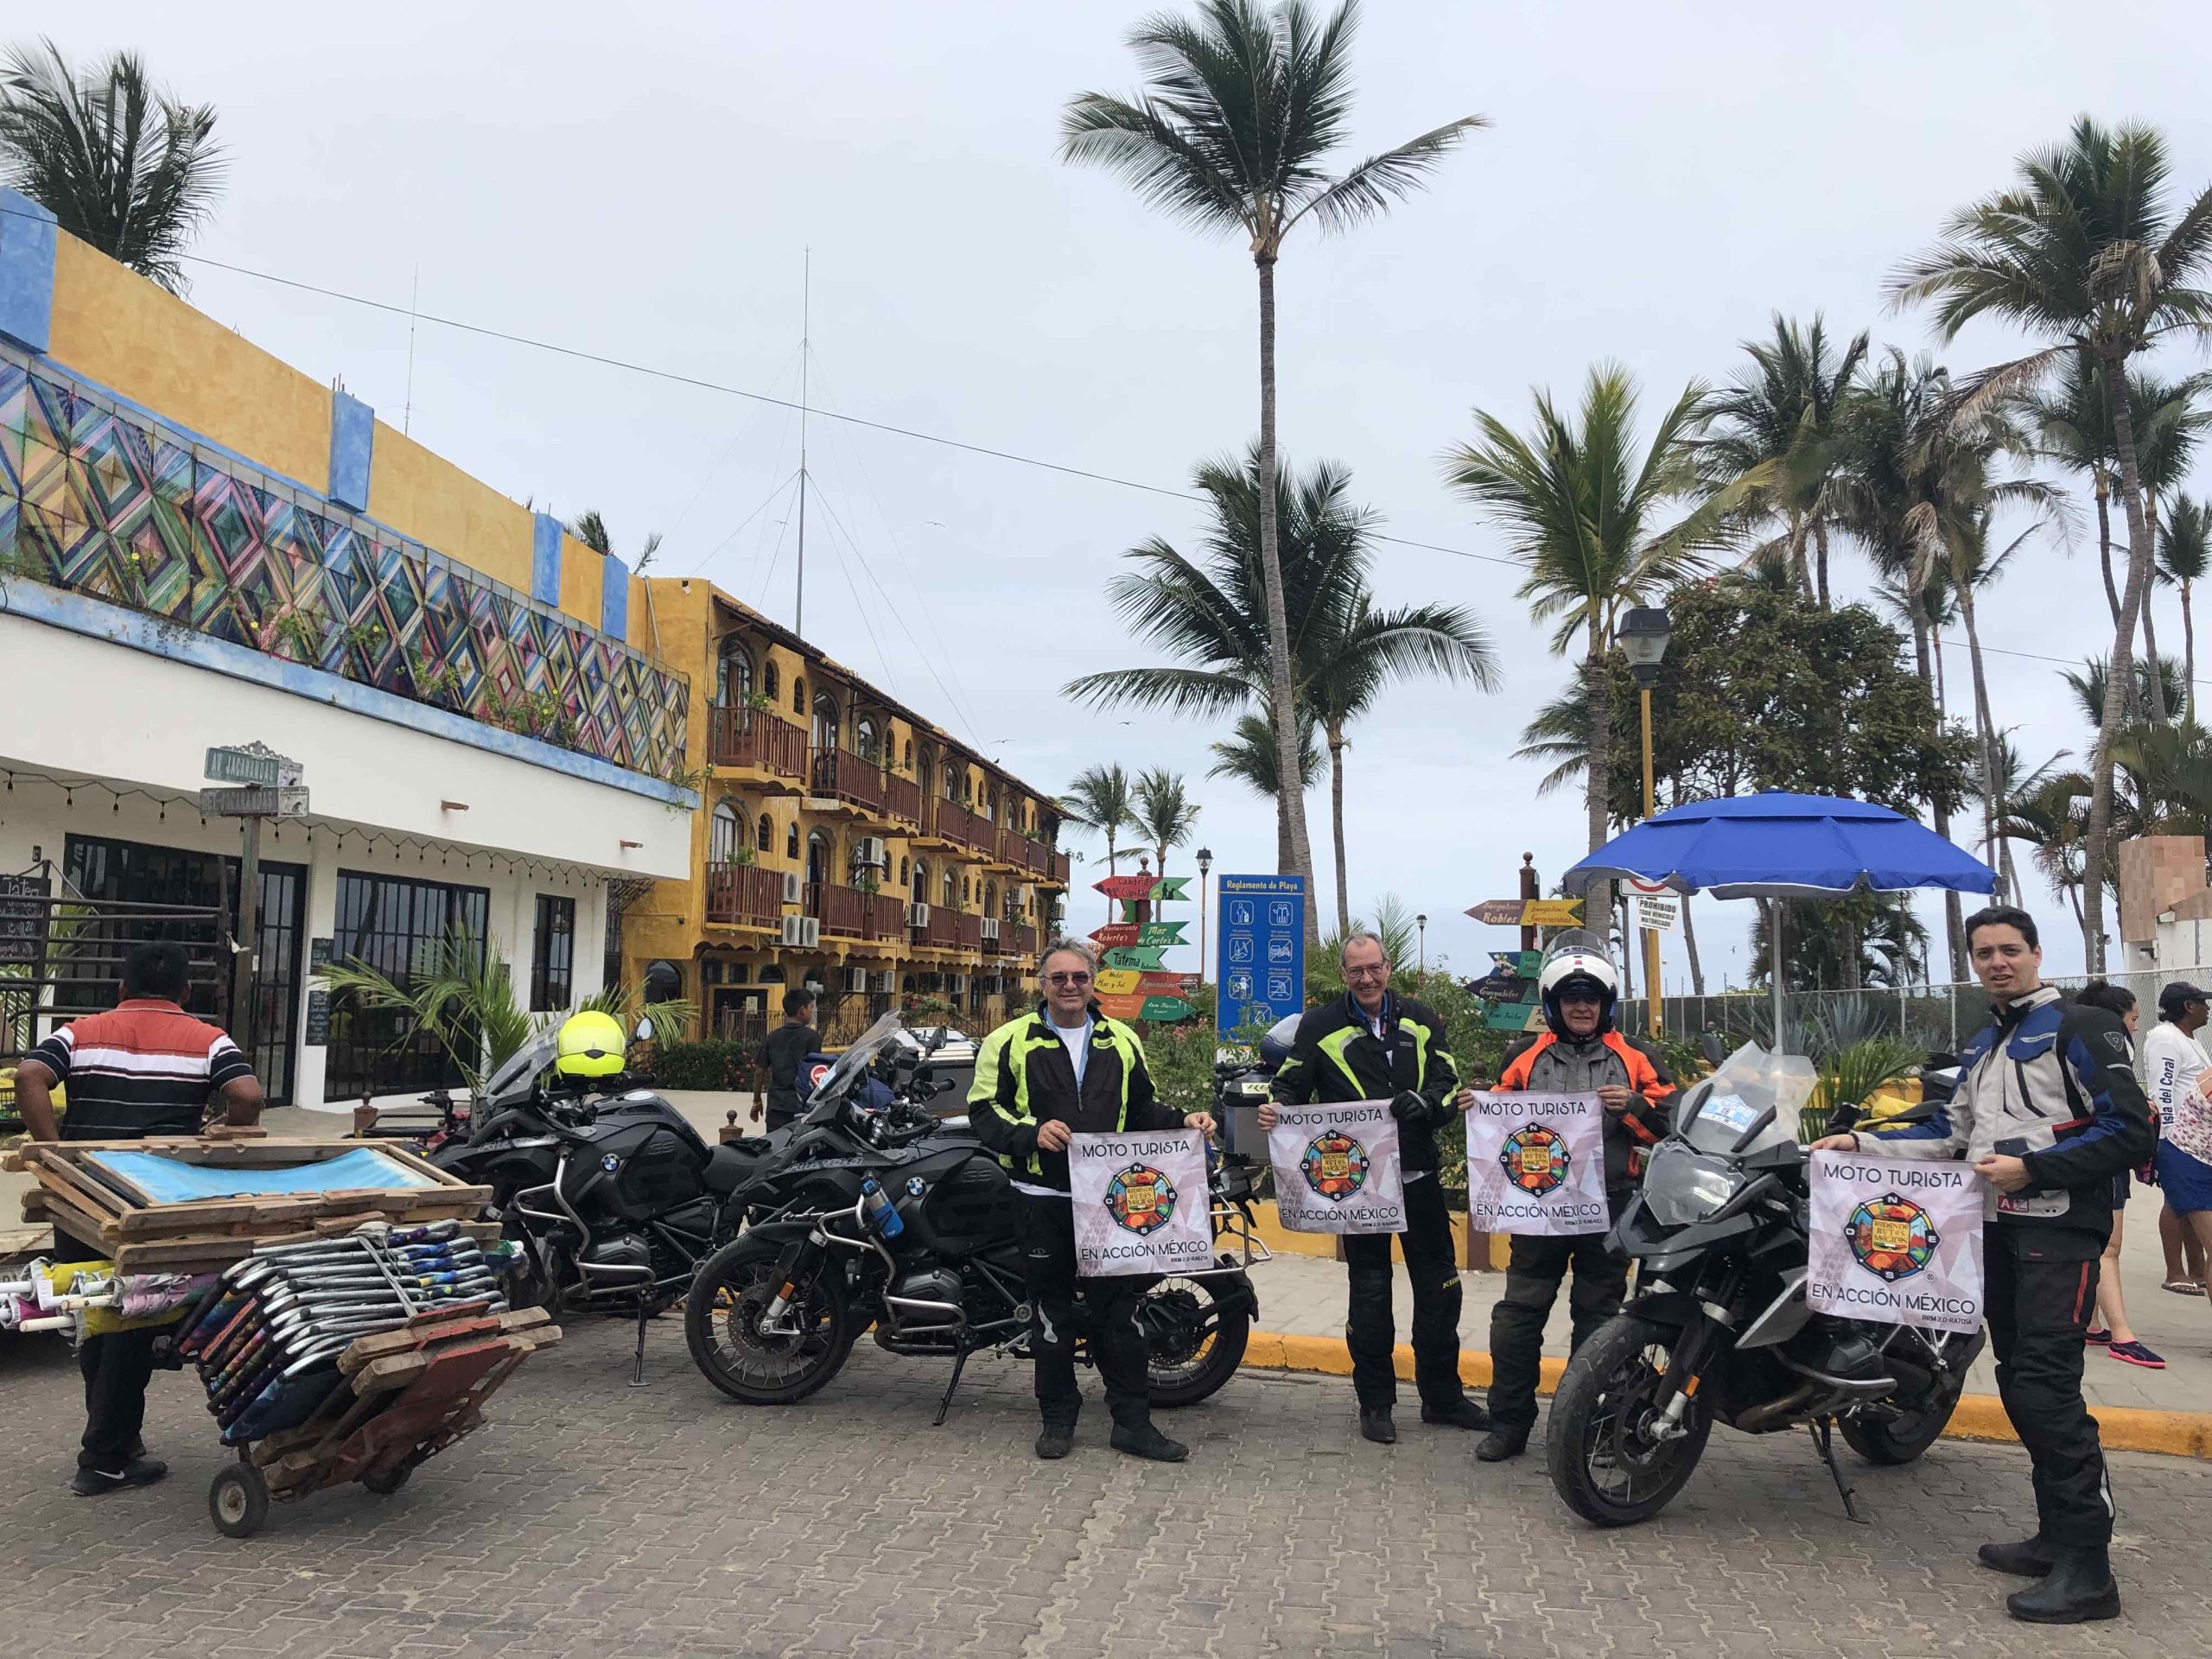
[942,762,960,801]
[983,785,998,823]
[855,715,879,762]
[709,800,742,864]
[807,830,833,887]
[764,661,779,700]
[983,881,997,917]
[812,693,839,752]
[902,740,913,771]
[715,641,753,707]
[785,823,799,860]
[899,856,910,886]
[792,674,805,715]
[962,875,972,905]
[756,812,772,853]
[943,869,957,910]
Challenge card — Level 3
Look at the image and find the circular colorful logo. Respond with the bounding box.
[1300,1132,1370,1202]
[1105,1162,1179,1236]
[1845,1193,1941,1281]
[1500,1123,1570,1197]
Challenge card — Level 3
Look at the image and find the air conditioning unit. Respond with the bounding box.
[842,967,867,993]
[854,836,888,868]
[907,901,931,927]
[874,970,897,994]
[780,915,820,948]
[980,918,1001,943]
[781,870,804,904]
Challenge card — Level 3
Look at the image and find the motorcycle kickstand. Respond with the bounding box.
[931,1343,974,1427]
[629,1291,652,1389]
[1808,1415,1865,1524]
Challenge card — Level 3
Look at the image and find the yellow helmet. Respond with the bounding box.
[556,1010,626,1078]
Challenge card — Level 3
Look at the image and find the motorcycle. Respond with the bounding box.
[1546,1044,1985,1528]
[427,1033,755,1378]
[686,1013,1267,1424]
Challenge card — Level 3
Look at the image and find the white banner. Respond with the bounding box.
[1068,1128,1213,1277]
[1266,1099,1405,1234]
[1805,1150,1985,1335]
[1465,1091,1610,1236]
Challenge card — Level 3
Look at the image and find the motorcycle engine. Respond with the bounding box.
[886,1266,963,1310]
[579,1233,653,1276]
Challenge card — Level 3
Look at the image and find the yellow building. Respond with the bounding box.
[620,580,1071,1043]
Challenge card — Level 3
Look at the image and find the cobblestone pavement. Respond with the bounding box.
[3,1313,2210,1658]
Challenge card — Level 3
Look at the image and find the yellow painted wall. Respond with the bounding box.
[558,531,603,632]
[365,424,533,593]
[46,235,331,489]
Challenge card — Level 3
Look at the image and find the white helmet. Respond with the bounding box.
[1538,944,1618,1035]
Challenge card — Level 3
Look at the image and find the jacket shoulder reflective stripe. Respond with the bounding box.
[1316,1024,1365,1095]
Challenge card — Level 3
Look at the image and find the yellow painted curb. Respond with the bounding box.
[1248,1329,2212,1460]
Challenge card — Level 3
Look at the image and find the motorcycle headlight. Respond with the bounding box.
[1643,1143,1745,1228]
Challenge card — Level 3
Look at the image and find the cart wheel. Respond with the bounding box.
[209,1464,269,1539]
[362,1462,412,1496]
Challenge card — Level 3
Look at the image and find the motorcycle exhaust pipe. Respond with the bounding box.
[1732,1382,1814,1433]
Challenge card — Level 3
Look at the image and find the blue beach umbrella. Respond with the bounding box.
[1565,791,1997,1038]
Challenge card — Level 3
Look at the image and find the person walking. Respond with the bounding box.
[2070,983,2162,1369]
[2141,982,2212,1297]
[1260,930,1490,1446]
[1814,906,2152,1624]
[2149,986,2212,1338]
[13,942,263,1497]
[968,938,1215,1462]
[1462,941,1675,1463]
[756,988,821,1130]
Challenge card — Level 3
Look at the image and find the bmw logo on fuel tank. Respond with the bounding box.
[601,1153,623,1173]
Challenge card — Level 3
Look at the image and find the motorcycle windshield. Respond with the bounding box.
[800,1011,910,1122]
[1676,1041,1809,1157]
[480,1032,559,1109]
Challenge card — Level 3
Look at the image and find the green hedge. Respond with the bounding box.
[652,1040,756,1092]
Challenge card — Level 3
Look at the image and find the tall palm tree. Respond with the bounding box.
[1132,767,1201,885]
[1058,764,1138,922]
[2021,352,2127,626]
[2060,654,2185,734]
[1208,709,1322,802]
[1976,734,2070,910]
[0,41,224,295]
[1889,116,2212,971]
[1062,0,1483,914]
[1065,449,1494,928]
[1698,314,1868,607]
[2121,371,2212,722]
[2162,496,2211,715]
[1445,365,1724,859]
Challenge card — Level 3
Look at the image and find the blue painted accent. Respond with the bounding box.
[0,188,58,353]
[532,513,563,606]
[327,387,374,510]
[601,552,630,639]
[2,578,697,810]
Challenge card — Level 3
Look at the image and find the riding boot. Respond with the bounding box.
[2005,1547,2120,1624]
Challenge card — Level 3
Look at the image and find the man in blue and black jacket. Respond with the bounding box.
[1816,905,2152,1625]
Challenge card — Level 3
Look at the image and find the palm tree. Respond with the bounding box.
[1058,764,1138,921]
[1889,117,2212,971]
[2162,496,2210,715]
[1445,365,1724,860]
[1132,767,1201,886]
[569,509,663,650]
[1698,314,1868,607]
[0,41,224,295]
[1976,734,2071,908]
[1208,709,1322,802]
[1065,449,1494,928]
[2122,371,2212,722]
[2060,655,2185,734]
[1062,0,1483,912]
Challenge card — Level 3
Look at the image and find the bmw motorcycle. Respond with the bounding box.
[1546,1046,1985,1528]
[687,1014,1266,1423]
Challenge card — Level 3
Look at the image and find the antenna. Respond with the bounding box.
[403,262,420,435]
[795,248,810,639]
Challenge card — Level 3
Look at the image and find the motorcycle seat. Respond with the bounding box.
[702,1143,763,1196]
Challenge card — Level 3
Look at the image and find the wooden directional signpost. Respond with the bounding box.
[1090,874,1195,1022]
[1465,898,1583,929]
[1465,904,1578,1033]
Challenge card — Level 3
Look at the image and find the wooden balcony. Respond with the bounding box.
[1001,828,1048,875]
[949,911,982,953]
[1046,852,1071,886]
[810,747,890,818]
[883,772,922,826]
[1013,923,1037,959]
[911,906,958,950]
[934,800,996,855]
[864,891,906,941]
[708,707,808,780]
[809,880,868,940]
[704,861,785,930]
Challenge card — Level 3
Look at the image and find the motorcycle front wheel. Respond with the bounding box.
[685,1237,858,1404]
[1546,1313,1713,1528]
[1140,1265,1250,1408]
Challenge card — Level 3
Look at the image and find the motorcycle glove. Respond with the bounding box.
[1389,1090,1429,1124]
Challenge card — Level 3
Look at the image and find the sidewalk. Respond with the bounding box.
[1245,1179,2212,1420]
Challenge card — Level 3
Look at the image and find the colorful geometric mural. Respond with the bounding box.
[0,355,688,779]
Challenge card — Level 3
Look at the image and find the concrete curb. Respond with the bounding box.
[1245,1330,2212,1460]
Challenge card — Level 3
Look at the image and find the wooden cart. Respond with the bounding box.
[208,1300,560,1538]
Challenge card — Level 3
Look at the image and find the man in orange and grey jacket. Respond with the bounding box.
[1462,942,1675,1461]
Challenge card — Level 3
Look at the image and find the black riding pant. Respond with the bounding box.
[1013,1192,1154,1432]
[1486,1206,1630,1432]
[1343,1174,1467,1413]
[1986,1224,2113,1549]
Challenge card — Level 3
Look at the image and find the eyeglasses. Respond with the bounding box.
[1344,964,1390,981]
[1046,971,1093,987]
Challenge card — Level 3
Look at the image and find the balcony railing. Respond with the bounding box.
[1013,923,1037,959]
[1047,852,1071,886]
[1001,829,1048,874]
[911,906,957,950]
[949,912,982,953]
[883,772,922,825]
[864,891,906,941]
[704,861,785,930]
[934,800,995,854]
[811,747,889,817]
[709,707,808,779]
[808,880,868,939]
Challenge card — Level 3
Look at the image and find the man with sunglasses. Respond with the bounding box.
[1260,931,1488,1445]
[969,938,1217,1463]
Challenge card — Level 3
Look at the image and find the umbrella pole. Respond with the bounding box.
[1769,896,1785,1052]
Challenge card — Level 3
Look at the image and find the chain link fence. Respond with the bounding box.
[1618,965,2200,1058]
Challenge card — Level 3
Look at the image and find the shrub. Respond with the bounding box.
[653,1039,754,1092]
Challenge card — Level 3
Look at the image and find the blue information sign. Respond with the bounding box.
[1217,873,1306,1035]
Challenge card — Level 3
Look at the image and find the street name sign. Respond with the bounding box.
[205,743,302,789]
[200,785,309,819]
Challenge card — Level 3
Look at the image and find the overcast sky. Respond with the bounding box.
[49,1,2212,988]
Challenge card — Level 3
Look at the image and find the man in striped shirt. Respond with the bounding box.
[16,941,263,1496]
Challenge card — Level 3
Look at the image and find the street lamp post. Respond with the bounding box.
[1619,605,1674,1039]
[1416,912,1427,979]
[1196,846,1213,985]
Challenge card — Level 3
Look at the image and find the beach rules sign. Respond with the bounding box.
[1464,1091,1609,1236]
[1805,1149,1985,1335]
[1068,1128,1213,1277]
[1267,1099,1405,1235]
